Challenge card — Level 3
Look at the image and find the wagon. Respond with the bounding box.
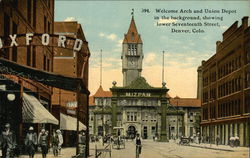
[112,127,125,149]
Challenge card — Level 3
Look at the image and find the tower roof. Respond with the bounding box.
[123,16,142,44]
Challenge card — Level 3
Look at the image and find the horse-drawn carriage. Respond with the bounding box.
[179,137,190,145]
[112,127,125,149]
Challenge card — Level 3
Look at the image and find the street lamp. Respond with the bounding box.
[7,93,15,101]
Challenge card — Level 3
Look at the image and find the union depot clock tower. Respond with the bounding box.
[122,15,143,86]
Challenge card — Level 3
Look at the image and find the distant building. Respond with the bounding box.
[200,17,250,146]
[88,15,201,140]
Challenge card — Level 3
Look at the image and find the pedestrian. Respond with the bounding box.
[229,136,235,147]
[51,131,59,157]
[198,135,201,144]
[135,133,142,158]
[56,129,63,155]
[0,123,17,158]
[235,135,239,147]
[39,129,48,158]
[78,130,86,158]
[216,135,220,146]
[25,126,37,158]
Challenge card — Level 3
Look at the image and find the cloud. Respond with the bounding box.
[144,53,157,65]
[99,33,105,37]
[99,32,118,41]
[221,26,228,30]
[64,17,76,21]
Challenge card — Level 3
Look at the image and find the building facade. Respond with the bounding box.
[89,15,201,141]
[0,0,55,143]
[51,21,90,147]
[200,17,250,146]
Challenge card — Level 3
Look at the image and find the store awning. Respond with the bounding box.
[60,113,86,131]
[22,93,59,125]
[0,58,89,94]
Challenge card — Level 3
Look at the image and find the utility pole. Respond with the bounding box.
[162,51,165,84]
[102,98,104,146]
[176,99,179,139]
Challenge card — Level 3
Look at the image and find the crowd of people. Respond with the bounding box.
[0,123,64,158]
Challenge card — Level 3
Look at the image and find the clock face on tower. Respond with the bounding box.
[128,58,136,67]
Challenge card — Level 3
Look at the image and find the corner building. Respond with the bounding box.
[200,17,250,146]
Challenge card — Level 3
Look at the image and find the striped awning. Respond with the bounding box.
[22,93,59,125]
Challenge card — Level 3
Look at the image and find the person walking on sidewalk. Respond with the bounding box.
[25,126,37,158]
[78,130,86,158]
[135,133,142,158]
[56,130,63,155]
[216,135,220,146]
[39,129,48,158]
[0,123,17,158]
[51,131,59,157]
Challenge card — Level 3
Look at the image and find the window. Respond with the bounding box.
[48,21,51,34]
[47,59,50,71]
[43,55,46,70]
[44,16,47,33]
[127,112,130,121]
[32,46,36,67]
[27,46,31,66]
[27,0,31,23]
[12,22,18,62]
[3,13,10,59]
[33,0,36,28]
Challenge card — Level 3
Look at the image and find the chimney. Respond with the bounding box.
[216,41,221,52]
[242,16,249,30]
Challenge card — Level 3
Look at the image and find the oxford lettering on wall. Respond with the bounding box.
[0,33,83,52]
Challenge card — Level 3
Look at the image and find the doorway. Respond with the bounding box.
[127,125,136,139]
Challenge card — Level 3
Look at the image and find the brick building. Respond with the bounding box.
[52,21,90,146]
[0,0,56,143]
[200,17,250,146]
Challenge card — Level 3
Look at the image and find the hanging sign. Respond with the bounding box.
[0,33,84,52]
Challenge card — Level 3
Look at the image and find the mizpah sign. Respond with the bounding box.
[0,33,83,52]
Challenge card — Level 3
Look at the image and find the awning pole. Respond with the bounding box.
[18,78,23,145]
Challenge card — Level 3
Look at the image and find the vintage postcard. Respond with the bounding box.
[0,0,249,158]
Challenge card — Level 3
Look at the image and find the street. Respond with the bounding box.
[19,140,249,158]
[88,139,249,158]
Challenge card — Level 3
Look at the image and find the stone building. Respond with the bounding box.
[89,15,201,141]
[200,17,250,146]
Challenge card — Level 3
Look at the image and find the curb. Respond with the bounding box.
[186,144,234,152]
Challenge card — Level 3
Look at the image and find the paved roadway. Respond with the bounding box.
[19,140,249,158]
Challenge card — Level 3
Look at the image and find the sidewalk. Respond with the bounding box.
[19,147,77,158]
[188,142,249,152]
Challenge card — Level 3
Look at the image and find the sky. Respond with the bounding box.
[54,1,250,98]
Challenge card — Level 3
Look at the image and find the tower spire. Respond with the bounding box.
[131,8,134,18]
